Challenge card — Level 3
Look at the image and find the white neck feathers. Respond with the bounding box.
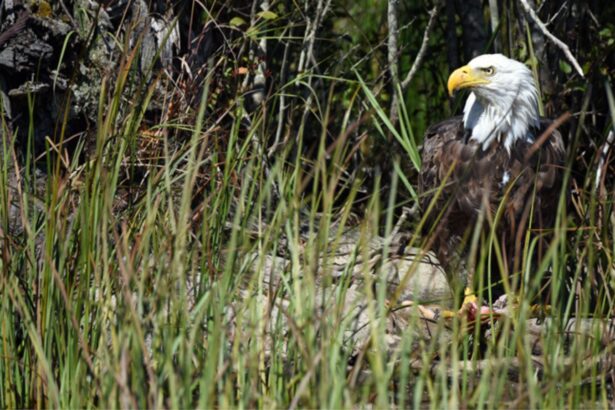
[462,69,541,152]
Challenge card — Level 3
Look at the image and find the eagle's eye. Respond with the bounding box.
[481,66,495,76]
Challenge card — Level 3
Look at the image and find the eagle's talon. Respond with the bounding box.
[462,287,478,306]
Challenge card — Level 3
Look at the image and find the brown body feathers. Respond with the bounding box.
[419,116,566,281]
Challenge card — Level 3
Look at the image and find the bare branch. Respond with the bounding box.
[387,0,400,87]
[390,4,440,123]
[298,0,332,74]
[297,0,332,136]
[518,0,584,78]
[400,4,441,90]
[545,1,569,26]
[269,27,291,157]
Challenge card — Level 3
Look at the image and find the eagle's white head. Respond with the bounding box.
[447,54,540,152]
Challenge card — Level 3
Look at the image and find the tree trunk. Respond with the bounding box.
[445,0,460,71]
[456,0,488,60]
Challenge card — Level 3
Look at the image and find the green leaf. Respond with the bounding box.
[257,10,278,20]
[246,26,258,38]
[230,16,247,27]
[559,59,572,75]
[599,27,612,39]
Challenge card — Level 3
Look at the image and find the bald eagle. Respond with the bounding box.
[419,54,565,295]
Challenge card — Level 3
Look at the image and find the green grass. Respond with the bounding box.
[1,6,614,409]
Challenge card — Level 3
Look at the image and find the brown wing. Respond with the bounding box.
[419,116,466,213]
[419,116,566,269]
[505,122,566,267]
[418,116,489,267]
[419,116,500,217]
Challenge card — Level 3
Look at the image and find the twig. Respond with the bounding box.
[518,0,584,78]
[245,0,268,107]
[546,1,568,27]
[58,0,78,30]
[390,4,440,123]
[297,0,332,133]
[269,26,291,157]
[390,204,418,239]
[297,0,332,75]
[400,4,441,90]
[524,111,571,161]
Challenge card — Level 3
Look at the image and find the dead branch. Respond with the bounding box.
[269,26,291,157]
[389,4,440,123]
[297,0,333,138]
[297,0,332,75]
[400,5,441,90]
[518,0,584,78]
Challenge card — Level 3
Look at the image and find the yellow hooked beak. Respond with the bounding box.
[447,65,490,96]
